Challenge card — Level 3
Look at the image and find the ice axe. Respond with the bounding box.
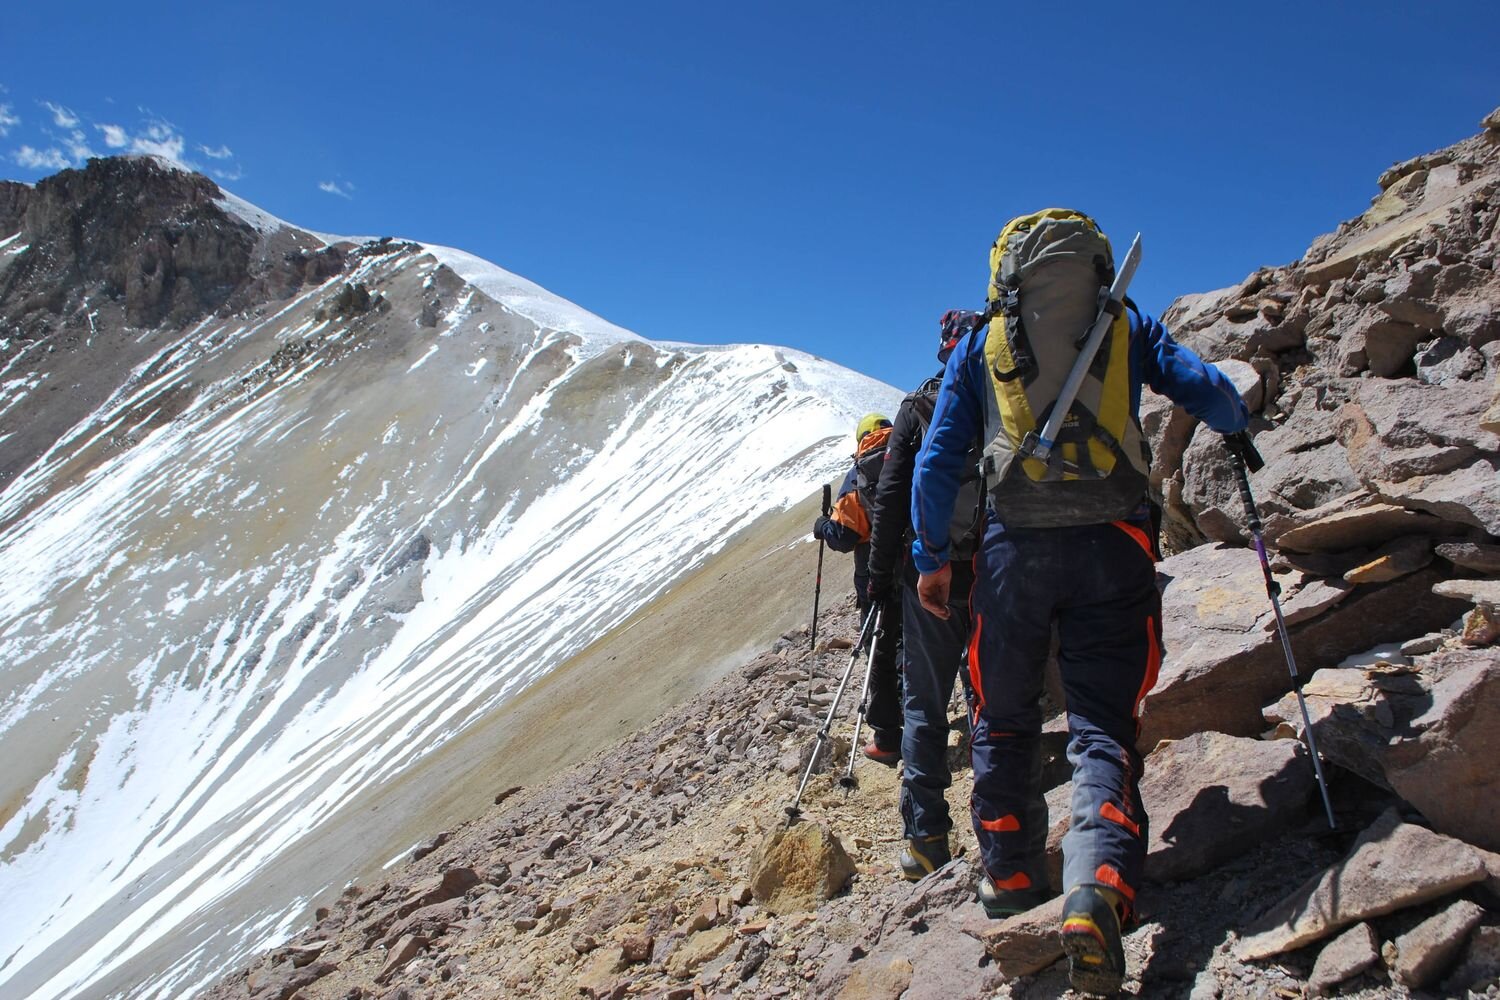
[785,604,880,826]
[1223,430,1338,830]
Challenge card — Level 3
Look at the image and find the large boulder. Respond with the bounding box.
[1435,261,1500,348]
[1272,499,1464,553]
[749,822,856,915]
[1045,732,1318,887]
[1326,307,1425,377]
[1376,457,1500,536]
[1263,665,1425,790]
[1263,648,1500,853]
[1142,732,1315,883]
[1142,545,1468,748]
[1339,376,1499,483]
[1235,809,1487,961]
[1224,405,1362,535]
[1384,649,1500,851]
[1383,899,1487,990]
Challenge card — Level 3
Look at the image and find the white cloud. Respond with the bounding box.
[318,180,354,200]
[130,120,187,164]
[9,99,241,178]
[65,129,95,163]
[42,101,79,129]
[15,145,69,170]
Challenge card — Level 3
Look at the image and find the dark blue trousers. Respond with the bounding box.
[967,517,1161,908]
[900,575,972,839]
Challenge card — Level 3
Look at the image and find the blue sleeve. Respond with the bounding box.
[1130,312,1249,433]
[910,331,985,574]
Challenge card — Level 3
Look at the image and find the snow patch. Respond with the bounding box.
[214,190,300,237]
[422,245,644,350]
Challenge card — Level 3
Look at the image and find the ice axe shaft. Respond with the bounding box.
[1224,431,1337,830]
[785,605,880,825]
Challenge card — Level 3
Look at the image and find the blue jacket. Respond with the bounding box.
[911,311,1249,574]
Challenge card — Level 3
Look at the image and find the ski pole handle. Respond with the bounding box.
[822,483,832,517]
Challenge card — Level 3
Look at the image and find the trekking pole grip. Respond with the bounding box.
[1222,432,1264,534]
[1230,457,1262,536]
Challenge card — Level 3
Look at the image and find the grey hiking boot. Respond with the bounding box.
[1060,884,1128,995]
[898,836,950,881]
[977,876,1050,918]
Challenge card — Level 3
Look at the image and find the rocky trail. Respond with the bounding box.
[199,594,1497,1000]
[199,112,1500,999]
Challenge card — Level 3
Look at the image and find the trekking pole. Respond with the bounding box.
[1223,430,1338,830]
[1023,234,1142,466]
[839,604,886,792]
[785,604,880,826]
[810,484,832,661]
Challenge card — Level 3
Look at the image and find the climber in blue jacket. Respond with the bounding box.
[911,298,1248,991]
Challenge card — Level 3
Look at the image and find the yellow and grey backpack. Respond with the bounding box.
[979,209,1151,527]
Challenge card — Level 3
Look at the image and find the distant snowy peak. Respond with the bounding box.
[208,174,898,414]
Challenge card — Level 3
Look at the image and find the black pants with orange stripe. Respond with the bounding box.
[966,516,1161,909]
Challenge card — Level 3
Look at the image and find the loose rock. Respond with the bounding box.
[1383,898,1485,989]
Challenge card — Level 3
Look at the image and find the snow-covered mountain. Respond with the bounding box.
[0,157,900,999]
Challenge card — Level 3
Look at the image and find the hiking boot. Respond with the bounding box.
[977,876,1050,919]
[1060,884,1128,995]
[860,741,900,767]
[898,836,951,881]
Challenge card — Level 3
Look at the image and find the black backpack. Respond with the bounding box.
[853,435,888,520]
[908,377,985,561]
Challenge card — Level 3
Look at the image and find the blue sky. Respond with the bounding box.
[3,2,1498,390]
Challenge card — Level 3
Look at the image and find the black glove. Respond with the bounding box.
[813,515,833,539]
[867,576,895,606]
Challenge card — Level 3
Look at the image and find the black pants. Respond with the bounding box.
[860,592,903,748]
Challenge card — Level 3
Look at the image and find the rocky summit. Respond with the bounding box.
[187,112,1500,1000]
